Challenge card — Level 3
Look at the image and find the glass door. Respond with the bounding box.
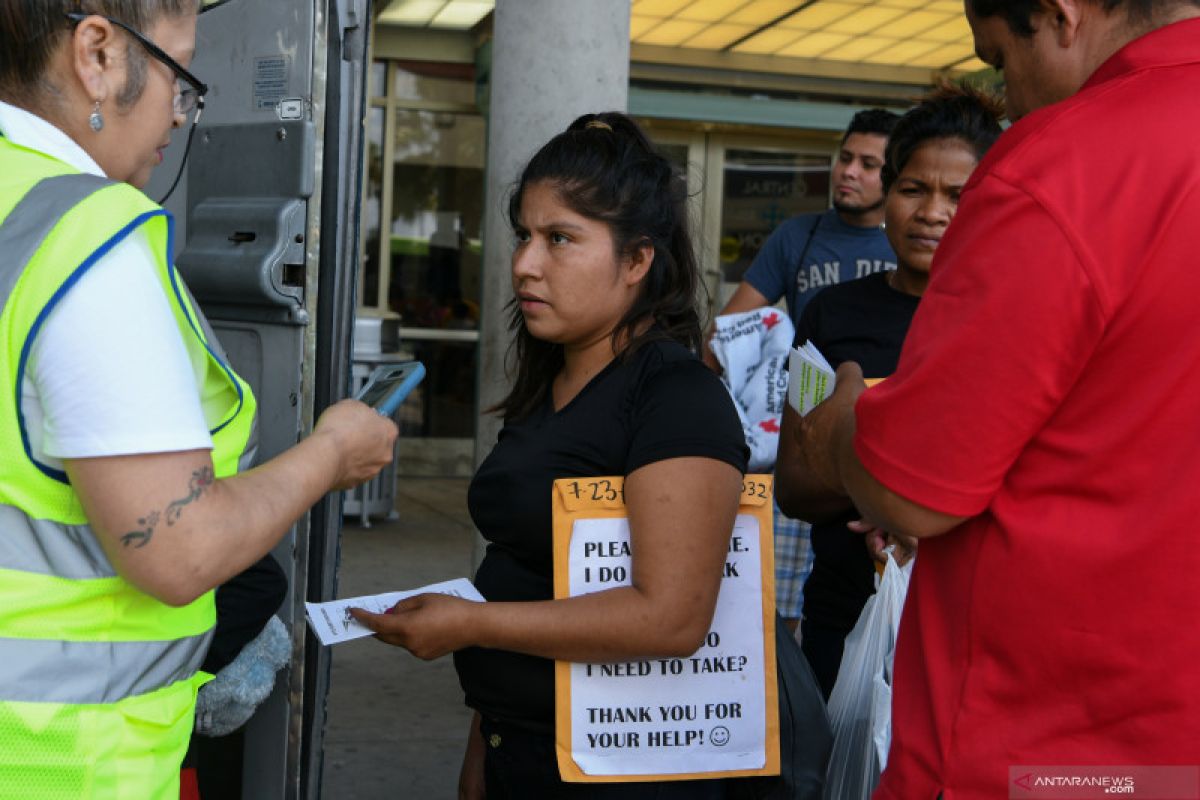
[710,137,833,310]
[361,61,485,476]
[643,126,836,318]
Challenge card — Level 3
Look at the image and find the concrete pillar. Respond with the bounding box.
[474,0,631,468]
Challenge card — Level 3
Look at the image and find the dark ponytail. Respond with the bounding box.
[494,111,702,422]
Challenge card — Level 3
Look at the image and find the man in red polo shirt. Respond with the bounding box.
[788,0,1200,797]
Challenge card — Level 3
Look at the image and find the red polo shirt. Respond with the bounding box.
[857,18,1200,800]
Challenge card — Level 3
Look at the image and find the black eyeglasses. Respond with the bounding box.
[64,12,208,117]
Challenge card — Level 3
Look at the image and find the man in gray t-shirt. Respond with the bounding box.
[704,109,901,372]
[703,108,900,632]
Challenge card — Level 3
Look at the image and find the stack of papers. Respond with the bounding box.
[787,341,835,416]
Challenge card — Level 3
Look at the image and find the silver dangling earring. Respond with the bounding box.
[88,101,104,133]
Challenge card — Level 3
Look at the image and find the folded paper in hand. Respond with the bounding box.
[304,578,484,646]
[787,341,835,416]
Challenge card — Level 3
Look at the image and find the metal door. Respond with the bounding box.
[149,1,372,796]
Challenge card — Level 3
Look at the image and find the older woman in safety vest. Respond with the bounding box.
[0,3,397,797]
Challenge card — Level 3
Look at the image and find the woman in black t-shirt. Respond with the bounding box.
[352,113,749,798]
[775,85,1005,699]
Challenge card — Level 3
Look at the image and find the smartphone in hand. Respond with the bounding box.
[355,361,426,417]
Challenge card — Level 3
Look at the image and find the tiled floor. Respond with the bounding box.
[320,478,477,799]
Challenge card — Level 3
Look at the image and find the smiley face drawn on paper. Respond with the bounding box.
[710,726,730,747]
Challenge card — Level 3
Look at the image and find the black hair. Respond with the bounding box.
[882,83,1005,194]
[0,0,197,106]
[494,111,702,422]
[967,0,1200,35]
[841,108,901,144]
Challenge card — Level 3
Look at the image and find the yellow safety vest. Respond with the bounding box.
[0,136,258,799]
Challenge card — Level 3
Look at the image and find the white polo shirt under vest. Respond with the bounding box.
[0,99,212,466]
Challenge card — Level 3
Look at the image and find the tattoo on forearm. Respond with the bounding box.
[166,467,215,524]
[121,511,160,549]
[120,467,215,549]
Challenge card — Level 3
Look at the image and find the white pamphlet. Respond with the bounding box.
[787,341,836,416]
[304,578,485,646]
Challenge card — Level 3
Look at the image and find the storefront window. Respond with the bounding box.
[395,340,476,438]
[393,61,477,105]
[387,109,484,330]
[359,60,484,453]
[369,60,387,99]
[719,149,830,283]
[360,106,385,309]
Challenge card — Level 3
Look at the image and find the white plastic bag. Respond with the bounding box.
[821,551,912,800]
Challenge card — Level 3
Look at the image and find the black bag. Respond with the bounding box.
[728,613,833,800]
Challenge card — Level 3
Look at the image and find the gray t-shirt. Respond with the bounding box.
[743,208,896,324]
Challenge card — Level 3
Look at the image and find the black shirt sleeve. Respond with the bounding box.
[626,356,748,476]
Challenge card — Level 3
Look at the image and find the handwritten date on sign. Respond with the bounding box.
[560,476,770,510]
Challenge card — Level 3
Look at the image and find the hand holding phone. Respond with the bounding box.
[355,361,425,417]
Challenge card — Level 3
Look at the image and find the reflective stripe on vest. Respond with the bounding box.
[0,173,108,317]
[0,632,211,704]
[0,505,114,579]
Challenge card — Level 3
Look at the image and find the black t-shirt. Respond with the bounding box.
[454,338,748,733]
[795,272,919,633]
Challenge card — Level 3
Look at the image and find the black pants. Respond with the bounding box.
[201,553,288,674]
[480,717,730,800]
[799,618,847,702]
[185,553,288,800]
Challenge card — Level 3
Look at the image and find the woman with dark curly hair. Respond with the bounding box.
[775,84,1005,699]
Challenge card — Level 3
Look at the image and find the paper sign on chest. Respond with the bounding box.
[552,475,780,782]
